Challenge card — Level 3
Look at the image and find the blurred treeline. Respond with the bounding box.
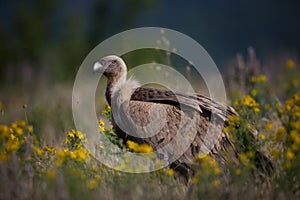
[1,0,300,87]
[0,0,154,84]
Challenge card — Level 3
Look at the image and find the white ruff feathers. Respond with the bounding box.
[112,77,140,107]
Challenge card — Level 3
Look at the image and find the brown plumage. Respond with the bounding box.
[93,55,272,183]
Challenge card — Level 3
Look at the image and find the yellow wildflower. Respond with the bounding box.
[64,138,70,144]
[254,107,260,114]
[199,155,221,174]
[77,131,85,140]
[235,168,241,175]
[286,59,295,69]
[55,159,64,167]
[246,124,253,132]
[251,89,257,96]
[250,75,267,83]
[285,161,292,169]
[55,148,69,166]
[100,126,105,132]
[126,140,153,153]
[43,146,56,154]
[68,167,85,179]
[102,104,111,116]
[214,166,221,175]
[270,148,280,159]
[0,101,3,112]
[257,75,267,83]
[10,133,16,140]
[45,169,56,180]
[127,140,139,152]
[137,144,153,153]
[291,131,300,148]
[212,179,221,187]
[5,134,20,152]
[68,131,75,138]
[99,120,105,126]
[294,93,300,101]
[17,119,26,128]
[250,76,257,83]
[239,153,251,167]
[5,141,19,152]
[166,169,174,176]
[32,146,43,156]
[292,79,298,87]
[233,99,240,107]
[27,125,33,133]
[94,175,101,181]
[194,153,207,161]
[265,122,273,131]
[0,152,9,162]
[65,129,87,144]
[295,110,300,118]
[15,127,23,136]
[0,125,9,135]
[275,126,286,141]
[228,115,241,126]
[76,148,88,161]
[57,148,69,157]
[11,123,17,129]
[275,103,284,114]
[87,179,97,189]
[259,133,266,140]
[246,151,255,158]
[242,95,259,107]
[106,104,111,111]
[190,177,199,184]
[223,126,232,133]
[291,121,300,131]
[285,99,294,111]
[291,144,299,151]
[99,120,105,132]
[241,95,260,113]
[70,148,88,162]
[286,149,295,160]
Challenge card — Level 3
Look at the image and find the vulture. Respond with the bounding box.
[93,55,272,183]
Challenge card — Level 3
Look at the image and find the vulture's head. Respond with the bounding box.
[93,55,133,104]
[93,55,127,79]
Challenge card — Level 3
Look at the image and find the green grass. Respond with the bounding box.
[1,55,300,199]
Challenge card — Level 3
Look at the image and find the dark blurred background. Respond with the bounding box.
[0,0,300,84]
[0,0,299,141]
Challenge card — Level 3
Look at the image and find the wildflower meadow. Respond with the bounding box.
[1,50,300,199]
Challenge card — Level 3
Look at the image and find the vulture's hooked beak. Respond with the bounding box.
[93,60,106,73]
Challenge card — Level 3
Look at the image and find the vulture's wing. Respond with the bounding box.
[128,87,237,153]
[130,88,202,113]
[131,87,238,121]
[129,88,240,166]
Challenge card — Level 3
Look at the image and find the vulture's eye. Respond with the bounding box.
[109,60,117,67]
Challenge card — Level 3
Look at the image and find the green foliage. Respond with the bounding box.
[1,54,300,199]
[0,0,154,83]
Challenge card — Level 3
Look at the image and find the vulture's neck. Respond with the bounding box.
[105,73,127,105]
